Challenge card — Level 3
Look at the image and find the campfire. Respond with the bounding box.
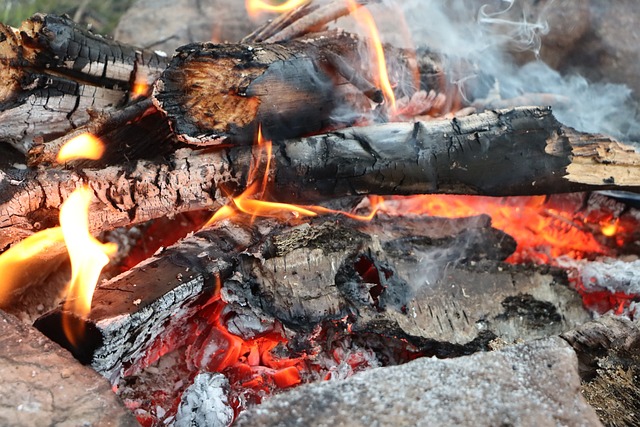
[1,1,640,426]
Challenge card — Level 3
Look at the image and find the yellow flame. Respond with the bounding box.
[246,0,308,18]
[0,227,65,307]
[131,69,150,98]
[601,219,619,237]
[60,187,118,346]
[345,0,396,109]
[206,128,383,227]
[56,133,105,163]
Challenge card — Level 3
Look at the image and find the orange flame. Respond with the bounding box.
[246,0,308,18]
[60,186,118,347]
[0,227,65,307]
[131,69,151,99]
[56,133,105,163]
[600,219,619,237]
[206,128,382,226]
[345,0,396,109]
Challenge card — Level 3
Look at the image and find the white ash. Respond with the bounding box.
[173,373,233,427]
[558,256,640,295]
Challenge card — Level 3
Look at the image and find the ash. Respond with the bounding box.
[174,373,234,427]
[559,257,640,295]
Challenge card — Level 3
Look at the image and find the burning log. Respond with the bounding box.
[0,14,168,153]
[0,309,136,426]
[153,33,426,145]
[2,106,640,250]
[34,212,590,382]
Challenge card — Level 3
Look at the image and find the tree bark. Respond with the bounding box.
[0,14,168,153]
[1,106,639,250]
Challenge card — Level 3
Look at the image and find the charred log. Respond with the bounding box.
[153,33,430,145]
[0,14,168,153]
[2,106,640,250]
[35,213,590,380]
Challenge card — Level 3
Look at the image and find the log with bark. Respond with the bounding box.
[2,106,640,251]
[34,212,590,381]
[0,14,168,153]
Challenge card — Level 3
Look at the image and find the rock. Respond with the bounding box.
[236,337,602,427]
[114,0,260,55]
[0,309,137,427]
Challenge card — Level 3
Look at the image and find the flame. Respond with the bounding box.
[379,195,610,264]
[60,187,118,347]
[600,219,619,237]
[206,128,382,226]
[56,133,105,163]
[345,0,396,109]
[246,0,308,18]
[0,227,65,307]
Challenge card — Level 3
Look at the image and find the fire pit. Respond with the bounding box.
[1,1,640,426]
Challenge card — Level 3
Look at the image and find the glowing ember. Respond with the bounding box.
[60,187,118,347]
[131,70,151,99]
[0,227,64,307]
[600,219,619,237]
[345,0,396,109]
[378,195,613,265]
[246,0,308,18]
[56,133,105,163]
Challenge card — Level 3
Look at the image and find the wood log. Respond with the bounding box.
[0,14,168,153]
[1,106,639,250]
[34,212,590,382]
[153,34,432,145]
[0,309,137,427]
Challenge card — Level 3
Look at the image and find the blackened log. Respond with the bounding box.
[153,33,428,145]
[2,106,640,250]
[35,219,264,381]
[0,14,168,153]
[225,214,591,357]
[0,309,137,426]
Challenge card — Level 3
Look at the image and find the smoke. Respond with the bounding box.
[394,0,640,142]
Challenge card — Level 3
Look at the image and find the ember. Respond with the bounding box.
[1,1,640,426]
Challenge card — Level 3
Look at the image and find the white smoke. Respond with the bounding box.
[393,0,640,142]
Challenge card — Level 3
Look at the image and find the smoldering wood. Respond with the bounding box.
[225,214,591,357]
[153,32,428,145]
[561,316,640,427]
[34,219,263,380]
[2,107,640,250]
[0,309,137,427]
[35,212,590,385]
[0,14,168,153]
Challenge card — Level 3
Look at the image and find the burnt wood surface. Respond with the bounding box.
[2,106,640,251]
[0,309,137,427]
[0,14,168,153]
[34,213,590,380]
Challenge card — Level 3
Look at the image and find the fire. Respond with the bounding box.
[56,133,105,163]
[246,0,308,18]
[379,195,611,264]
[131,70,151,99]
[600,219,619,237]
[206,128,382,226]
[0,227,65,307]
[60,187,118,347]
[345,0,396,109]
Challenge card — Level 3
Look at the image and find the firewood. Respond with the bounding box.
[153,33,430,145]
[2,106,639,251]
[0,14,168,153]
[34,213,589,382]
